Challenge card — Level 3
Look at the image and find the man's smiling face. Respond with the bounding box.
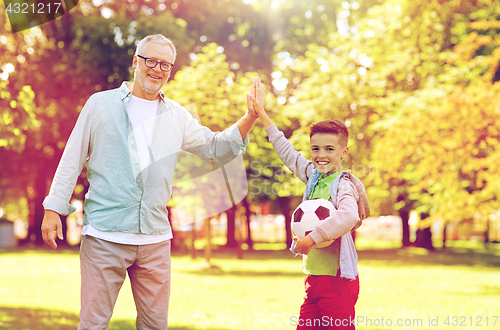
[132,42,175,100]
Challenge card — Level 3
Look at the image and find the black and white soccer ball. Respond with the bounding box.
[292,198,336,248]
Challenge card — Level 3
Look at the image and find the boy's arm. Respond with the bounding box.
[294,181,360,254]
[309,179,361,244]
[248,77,315,183]
[296,174,370,254]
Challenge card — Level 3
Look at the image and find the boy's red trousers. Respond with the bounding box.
[297,274,359,329]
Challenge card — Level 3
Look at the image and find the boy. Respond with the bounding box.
[247,77,370,329]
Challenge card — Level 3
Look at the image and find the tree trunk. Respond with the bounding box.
[414,213,434,250]
[33,169,47,245]
[204,217,212,262]
[225,205,237,247]
[236,208,242,259]
[442,222,447,249]
[484,219,490,247]
[242,197,253,250]
[399,208,412,247]
[190,224,196,259]
[19,195,36,245]
[414,227,434,250]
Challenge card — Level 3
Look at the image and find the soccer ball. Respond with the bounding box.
[292,198,336,249]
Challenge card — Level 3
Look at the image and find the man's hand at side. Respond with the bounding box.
[41,210,64,249]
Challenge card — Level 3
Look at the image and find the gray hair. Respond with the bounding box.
[135,34,177,60]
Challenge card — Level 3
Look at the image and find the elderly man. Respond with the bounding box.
[41,34,258,329]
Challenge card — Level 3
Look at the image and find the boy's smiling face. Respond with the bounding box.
[310,133,348,176]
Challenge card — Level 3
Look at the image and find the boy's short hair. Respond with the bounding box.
[310,120,349,147]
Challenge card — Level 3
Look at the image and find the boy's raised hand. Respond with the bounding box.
[249,77,265,115]
[247,77,274,128]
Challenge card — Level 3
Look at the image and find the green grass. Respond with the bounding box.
[1,239,499,329]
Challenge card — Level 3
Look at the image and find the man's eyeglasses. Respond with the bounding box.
[137,55,174,72]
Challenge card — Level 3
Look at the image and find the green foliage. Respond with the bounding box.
[164,43,301,207]
[370,1,500,222]
[0,0,192,231]
[2,0,500,232]
[0,83,36,151]
[166,43,251,130]
[375,82,500,222]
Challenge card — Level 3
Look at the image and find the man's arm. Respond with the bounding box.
[236,112,259,140]
[180,79,260,160]
[42,95,94,248]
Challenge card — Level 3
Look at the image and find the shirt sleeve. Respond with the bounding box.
[308,178,361,243]
[265,124,315,184]
[42,95,94,215]
[180,107,249,161]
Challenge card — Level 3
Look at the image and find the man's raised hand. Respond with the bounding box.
[247,77,274,128]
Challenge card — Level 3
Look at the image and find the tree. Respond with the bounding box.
[164,43,256,247]
[371,4,500,248]
[0,1,191,243]
[164,42,306,248]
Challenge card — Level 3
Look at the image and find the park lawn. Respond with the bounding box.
[0,240,499,330]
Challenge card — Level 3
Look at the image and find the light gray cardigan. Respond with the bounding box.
[266,125,370,279]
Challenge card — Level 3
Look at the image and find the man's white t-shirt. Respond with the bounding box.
[82,95,172,245]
